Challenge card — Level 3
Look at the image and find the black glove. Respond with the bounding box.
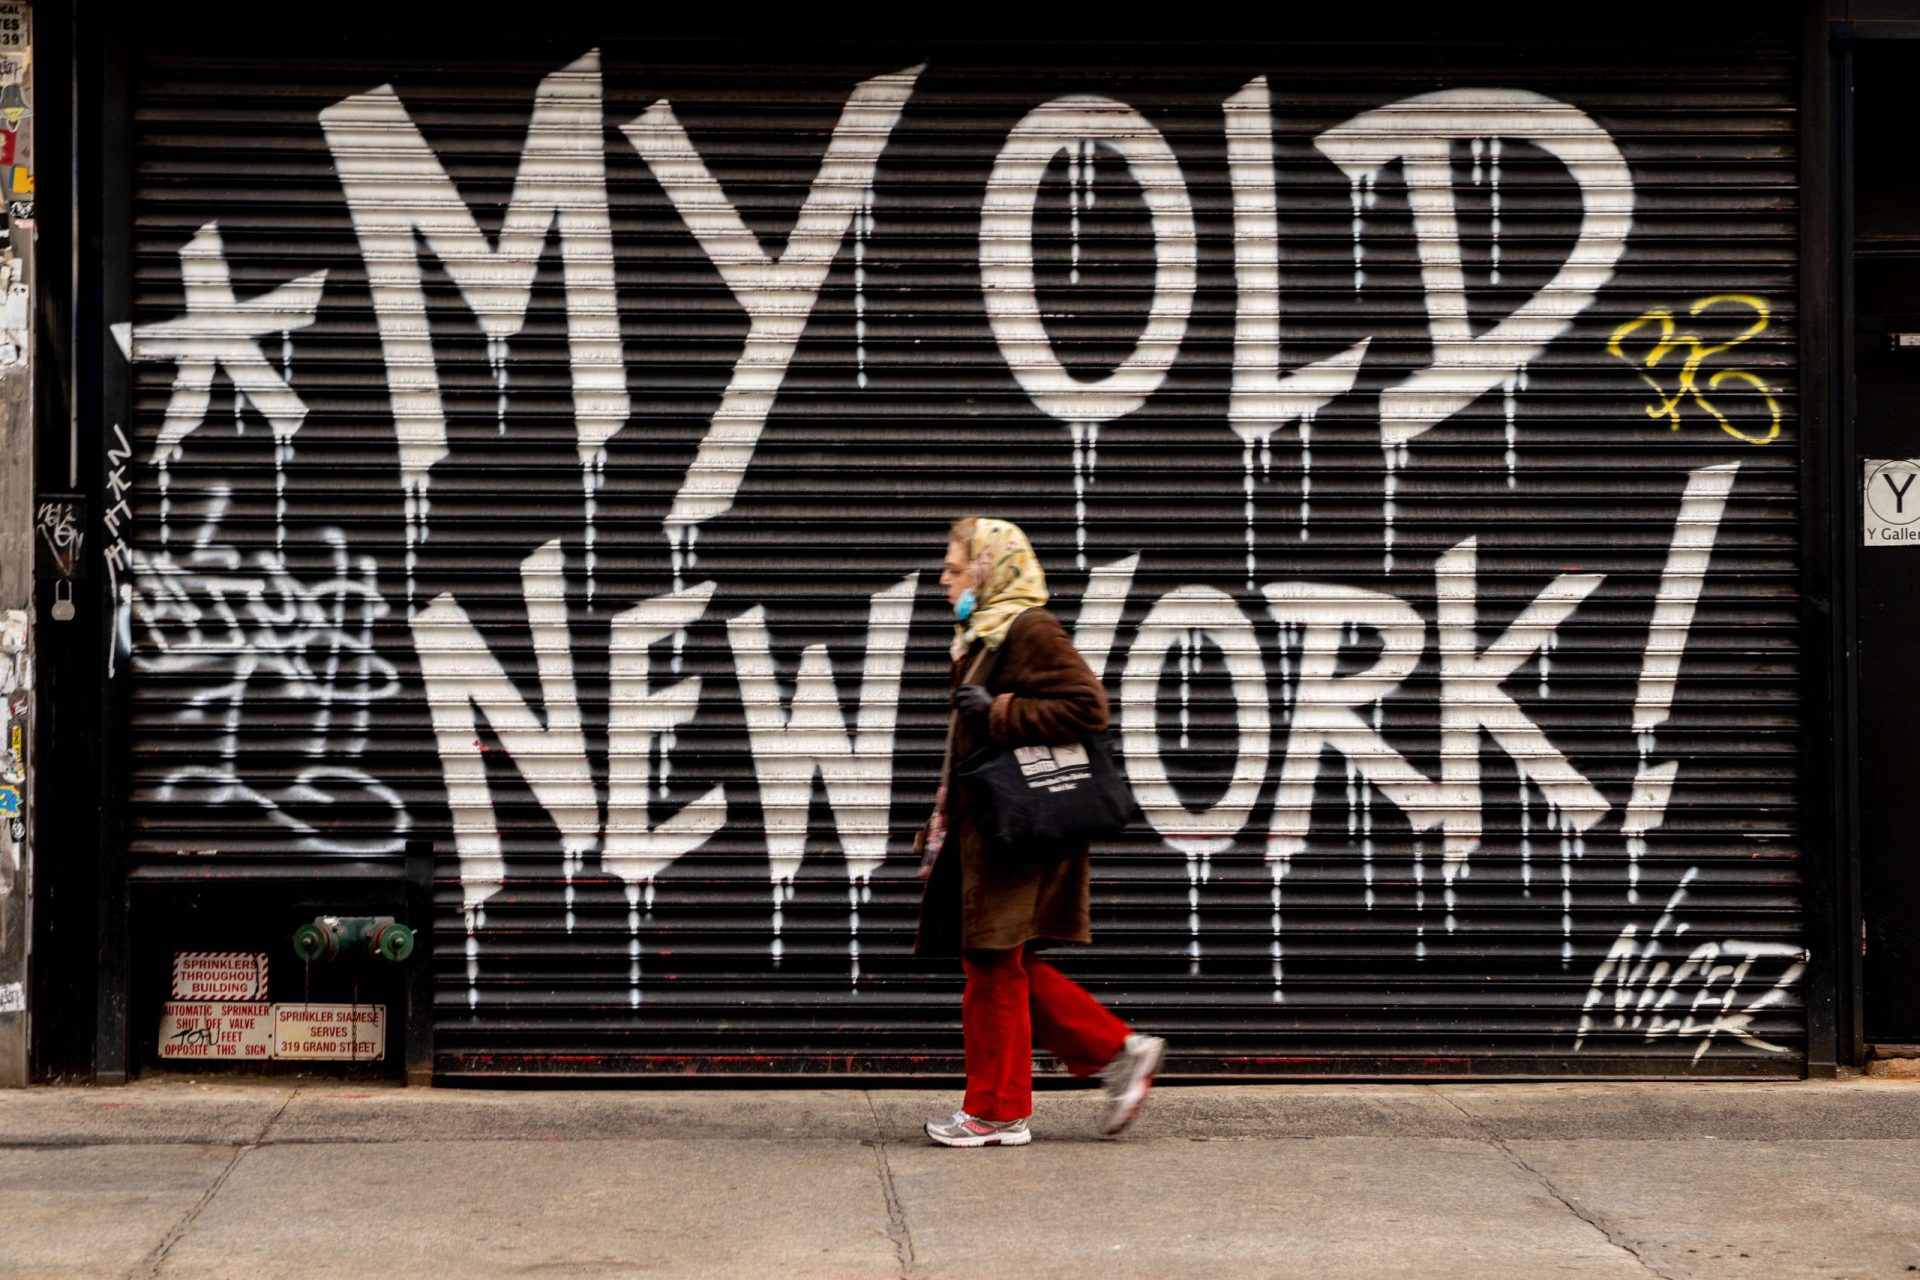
[953,683,994,719]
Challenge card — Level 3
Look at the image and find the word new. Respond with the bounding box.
[419,460,1728,913]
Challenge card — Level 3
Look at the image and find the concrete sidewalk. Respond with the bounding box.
[0,1078,1915,1279]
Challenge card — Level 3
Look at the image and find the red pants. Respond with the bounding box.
[961,946,1131,1122]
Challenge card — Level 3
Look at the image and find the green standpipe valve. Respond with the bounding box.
[292,921,337,963]
[290,916,414,964]
[369,921,415,963]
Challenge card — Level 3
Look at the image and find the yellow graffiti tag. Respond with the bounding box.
[1607,294,1782,445]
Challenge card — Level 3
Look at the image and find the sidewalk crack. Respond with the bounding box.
[253,1085,299,1147]
[1432,1089,1681,1280]
[141,1086,298,1278]
[865,1091,916,1278]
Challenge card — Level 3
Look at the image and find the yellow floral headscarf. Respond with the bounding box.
[953,518,1049,660]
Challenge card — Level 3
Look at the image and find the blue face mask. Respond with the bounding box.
[954,588,977,623]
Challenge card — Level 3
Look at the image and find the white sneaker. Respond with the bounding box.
[1100,1033,1165,1137]
[924,1109,1033,1148]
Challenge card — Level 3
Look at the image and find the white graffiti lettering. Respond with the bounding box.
[102,422,134,678]
[1575,870,1807,1062]
[322,51,629,606]
[1623,463,1740,901]
[1121,585,1270,973]
[727,575,918,978]
[982,94,1196,568]
[131,486,407,855]
[1121,586,1270,858]
[33,500,80,567]
[412,540,734,1004]
[1313,88,1634,451]
[1224,75,1371,572]
[253,54,1779,1060]
[625,66,922,578]
[1436,537,1608,868]
[128,222,326,466]
[411,540,599,916]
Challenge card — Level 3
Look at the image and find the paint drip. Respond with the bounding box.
[1361,776,1375,910]
[1560,805,1576,965]
[274,437,293,552]
[465,907,483,1009]
[1436,827,1470,935]
[1243,439,1258,588]
[1069,139,1084,286]
[582,448,606,609]
[666,526,692,673]
[626,881,651,1007]
[488,336,509,435]
[770,878,793,964]
[1270,881,1284,1002]
[1187,853,1202,975]
[1382,443,1413,571]
[1381,440,1410,574]
[1349,173,1375,292]
[1519,776,1533,894]
[1502,362,1530,489]
[1248,411,1309,583]
[1345,758,1358,837]
[1413,839,1427,959]
[855,184,874,389]
[1299,411,1313,540]
[1277,622,1294,726]
[848,874,868,990]
[564,847,580,934]
[1490,137,1503,285]
[668,525,687,594]
[1627,732,1654,904]
[1070,421,1098,570]
[158,450,177,547]
[402,477,431,617]
[1177,628,1194,749]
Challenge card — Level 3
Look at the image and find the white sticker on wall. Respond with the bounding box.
[1864,458,1920,545]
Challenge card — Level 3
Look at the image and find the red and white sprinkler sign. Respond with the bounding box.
[170,952,269,1002]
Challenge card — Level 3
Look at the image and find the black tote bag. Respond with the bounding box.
[953,730,1142,857]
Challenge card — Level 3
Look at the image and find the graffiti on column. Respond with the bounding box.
[0,609,24,944]
[117,47,1799,1061]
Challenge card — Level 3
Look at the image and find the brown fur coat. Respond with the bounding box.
[914,608,1110,955]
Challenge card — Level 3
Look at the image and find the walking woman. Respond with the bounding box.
[915,516,1165,1147]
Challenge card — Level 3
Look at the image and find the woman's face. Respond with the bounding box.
[940,538,974,606]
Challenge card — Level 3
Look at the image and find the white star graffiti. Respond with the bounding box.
[131,220,327,464]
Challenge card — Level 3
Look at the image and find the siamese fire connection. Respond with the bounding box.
[291,916,415,964]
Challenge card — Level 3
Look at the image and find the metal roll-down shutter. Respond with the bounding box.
[122,30,1805,1078]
